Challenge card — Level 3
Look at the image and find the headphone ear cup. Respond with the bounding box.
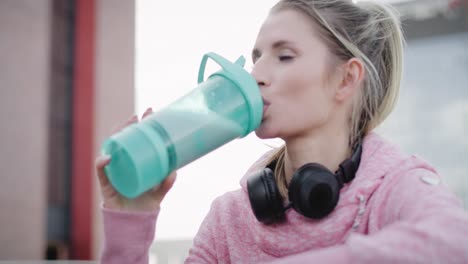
[247,168,284,224]
[288,164,340,219]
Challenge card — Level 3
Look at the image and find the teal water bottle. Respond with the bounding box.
[101,52,263,198]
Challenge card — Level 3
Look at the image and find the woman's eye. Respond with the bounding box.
[279,55,293,62]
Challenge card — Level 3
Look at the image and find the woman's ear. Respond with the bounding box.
[335,58,365,102]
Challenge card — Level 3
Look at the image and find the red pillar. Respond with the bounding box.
[71,0,96,259]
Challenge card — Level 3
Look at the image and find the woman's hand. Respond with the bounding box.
[95,108,177,212]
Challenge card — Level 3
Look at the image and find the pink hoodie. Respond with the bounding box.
[101,133,468,263]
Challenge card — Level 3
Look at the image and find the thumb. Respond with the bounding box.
[153,171,177,204]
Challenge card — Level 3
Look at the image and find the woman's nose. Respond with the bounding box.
[250,62,269,88]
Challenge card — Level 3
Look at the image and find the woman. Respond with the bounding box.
[96,0,468,263]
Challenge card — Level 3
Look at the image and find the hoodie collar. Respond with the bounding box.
[240,132,409,191]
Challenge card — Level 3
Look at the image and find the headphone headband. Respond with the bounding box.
[335,143,363,186]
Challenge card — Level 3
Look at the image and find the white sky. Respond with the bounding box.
[135,0,407,240]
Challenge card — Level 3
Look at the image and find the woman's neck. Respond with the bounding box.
[282,129,351,184]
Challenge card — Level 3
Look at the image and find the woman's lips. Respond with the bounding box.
[262,98,270,119]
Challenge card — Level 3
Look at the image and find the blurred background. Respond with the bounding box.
[1,0,467,262]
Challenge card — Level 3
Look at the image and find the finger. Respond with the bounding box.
[95,155,121,199]
[111,115,139,134]
[142,107,153,120]
[95,155,111,186]
[162,172,177,191]
[153,171,177,203]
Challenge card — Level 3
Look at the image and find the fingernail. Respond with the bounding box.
[144,107,153,115]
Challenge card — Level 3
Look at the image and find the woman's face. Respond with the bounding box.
[252,9,340,140]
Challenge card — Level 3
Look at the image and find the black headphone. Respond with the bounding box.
[247,143,363,224]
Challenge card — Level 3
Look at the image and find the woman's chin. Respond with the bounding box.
[254,125,276,139]
[254,131,268,139]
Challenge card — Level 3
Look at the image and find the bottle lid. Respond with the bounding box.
[101,123,170,198]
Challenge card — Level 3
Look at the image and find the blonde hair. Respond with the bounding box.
[265,0,405,197]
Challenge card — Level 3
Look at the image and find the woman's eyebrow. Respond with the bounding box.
[271,40,294,49]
